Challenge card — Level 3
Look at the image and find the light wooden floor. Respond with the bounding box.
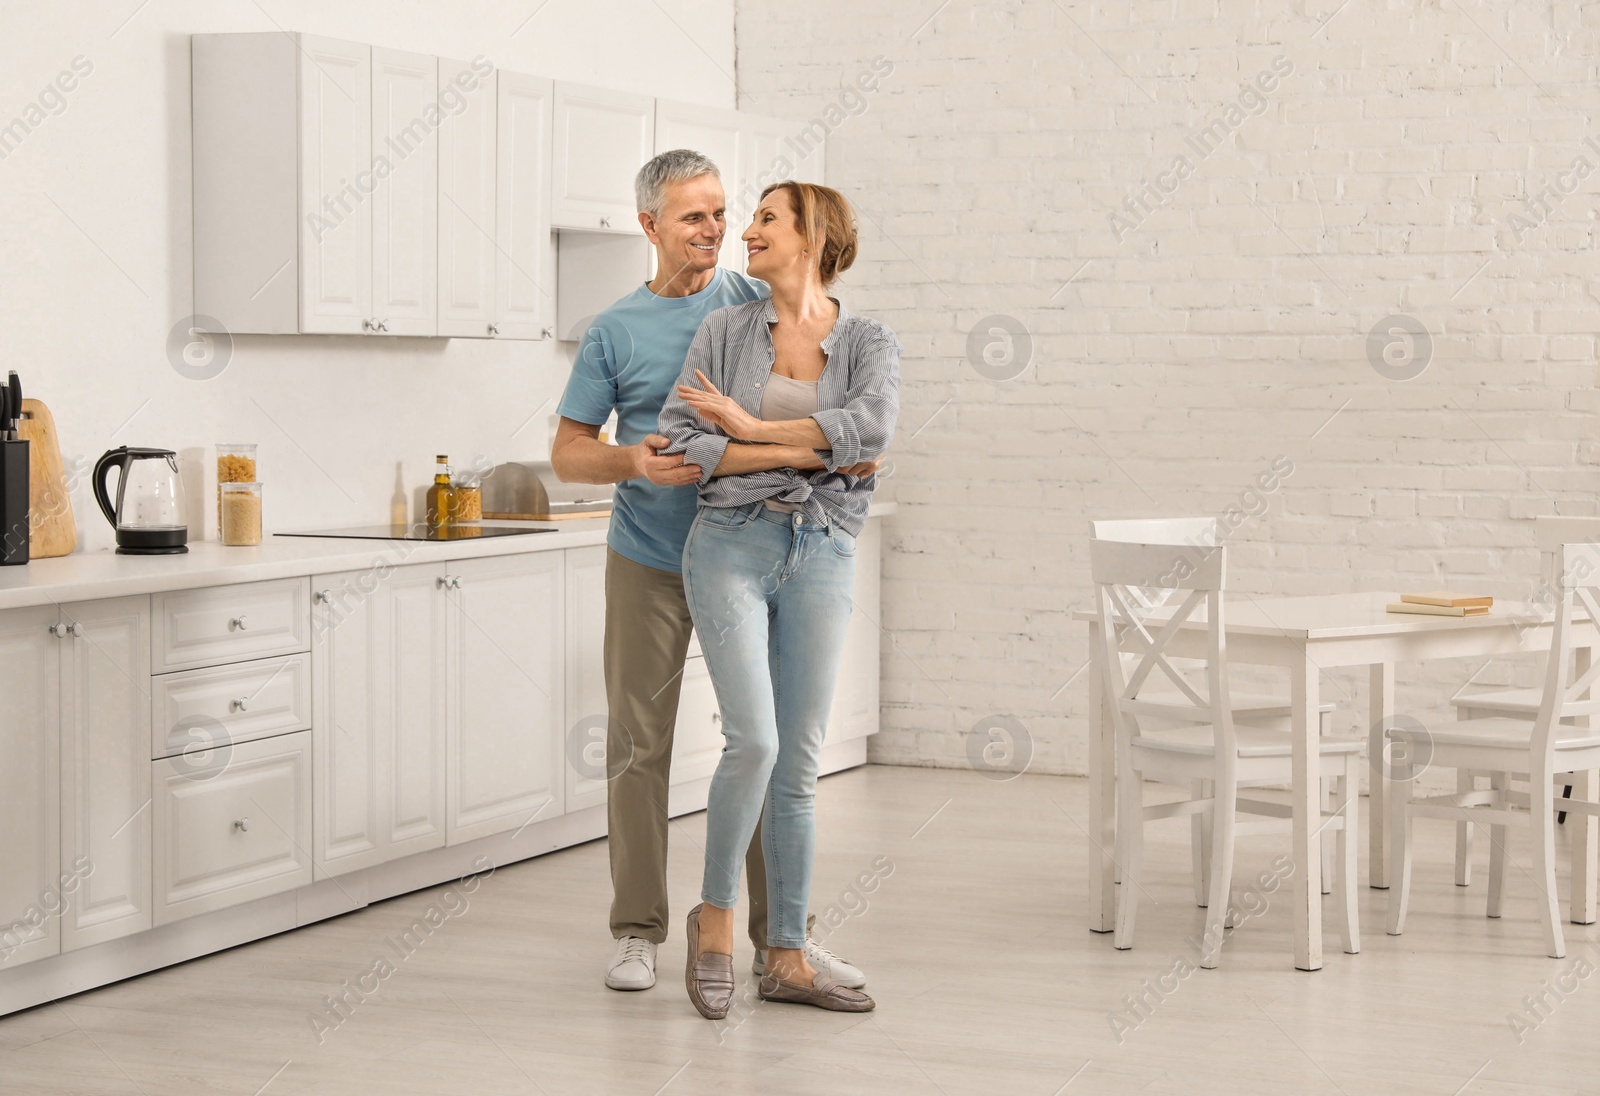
[3,764,1598,1095]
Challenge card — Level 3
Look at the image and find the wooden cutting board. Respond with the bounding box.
[17,398,76,558]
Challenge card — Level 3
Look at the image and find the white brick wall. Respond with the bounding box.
[735,0,1600,778]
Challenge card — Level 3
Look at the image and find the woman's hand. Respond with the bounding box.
[835,459,883,477]
[677,371,765,441]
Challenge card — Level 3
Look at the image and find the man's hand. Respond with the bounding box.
[635,433,703,486]
[836,459,884,478]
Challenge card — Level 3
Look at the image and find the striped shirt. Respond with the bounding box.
[657,297,901,536]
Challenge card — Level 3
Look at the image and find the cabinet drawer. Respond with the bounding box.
[152,730,312,926]
[151,654,311,759]
[151,578,310,672]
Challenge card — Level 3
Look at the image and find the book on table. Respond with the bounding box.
[1399,591,1494,608]
[1387,591,1494,617]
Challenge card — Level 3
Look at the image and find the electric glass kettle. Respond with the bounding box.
[93,446,189,554]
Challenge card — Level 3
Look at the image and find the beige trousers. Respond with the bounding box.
[604,548,778,946]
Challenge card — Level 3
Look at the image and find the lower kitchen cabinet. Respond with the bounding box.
[447,552,565,843]
[564,545,609,814]
[60,597,153,951]
[670,654,723,786]
[0,607,61,969]
[826,517,882,746]
[311,563,449,878]
[153,731,312,925]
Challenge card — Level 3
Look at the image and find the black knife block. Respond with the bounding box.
[0,439,30,565]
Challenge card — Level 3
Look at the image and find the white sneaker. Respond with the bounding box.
[605,936,657,991]
[753,939,866,989]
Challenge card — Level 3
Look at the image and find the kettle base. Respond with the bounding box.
[115,545,189,555]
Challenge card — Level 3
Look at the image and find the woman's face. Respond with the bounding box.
[743,189,814,283]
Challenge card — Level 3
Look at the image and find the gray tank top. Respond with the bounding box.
[760,373,819,514]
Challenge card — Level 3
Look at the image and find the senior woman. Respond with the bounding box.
[656,181,900,1019]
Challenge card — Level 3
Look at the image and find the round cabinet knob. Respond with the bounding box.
[712,712,722,725]
[487,322,500,336]
[377,320,390,333]
[233,818,249,832]
[361,318,373,332]
[231,697,250,713]
[540,326,554,340]
[49,622,67,638]
[314,589,332,604]
[69,622,84,638]
[600,216,611,228]
[230,615,248,631]
[437,576,450,590]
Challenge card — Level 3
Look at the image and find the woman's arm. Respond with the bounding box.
[676,370,829,447]
[810,330,901,471]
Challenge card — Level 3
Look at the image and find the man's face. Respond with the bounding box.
[640,173,727,281]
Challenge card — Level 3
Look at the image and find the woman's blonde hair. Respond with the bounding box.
[760,181,859,286]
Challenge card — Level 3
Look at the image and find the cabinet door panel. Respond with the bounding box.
[371,48,438,336]
[564,546,608,813]
[437,60,497,338]
[0,607,61,969]
[61,596,152,951]
[826,519,880,745]
[496,71,554,339]
[669,654,722,786]
[551,84,653,232]
[449,554,564,842]
[298,35,372,334]
[312,564,448,878]
[387,565,449,849]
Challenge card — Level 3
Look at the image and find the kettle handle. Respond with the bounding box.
[92,447,130,528]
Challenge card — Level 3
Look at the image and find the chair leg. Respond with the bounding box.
[1454,769,1475,886]
[1191,779,1210,907]
[1199,778,1236,970]
[1321,776,1335,896]
[1337,755,1360,954]
[1530,773,1566,958]
[1386,758,1414,936]
[1113,761,1144,951]
[1487,773,1507,920]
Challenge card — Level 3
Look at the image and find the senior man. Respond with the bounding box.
[551,149,869,993]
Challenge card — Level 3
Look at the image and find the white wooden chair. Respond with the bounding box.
[1387,542,1600,958]
[1090,536,1364,967]
[1090,518,1341,900]
[1446,517,1600,880]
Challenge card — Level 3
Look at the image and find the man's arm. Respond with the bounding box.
[550,418,702,487]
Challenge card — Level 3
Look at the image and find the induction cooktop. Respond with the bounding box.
[276,524,557,543]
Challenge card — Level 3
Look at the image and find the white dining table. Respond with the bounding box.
[1081,590,1600,971]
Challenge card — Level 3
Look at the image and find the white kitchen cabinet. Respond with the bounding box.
[371,48,439,336]
[0,607,61,969]
[437,59,499,338]
[447,554,565,843]
[825,518,881,745]
[193,34,440,336]
[564,546,609,813]
[669,654,723,786]
[60,597,152,951]
[552,83,654,233]
[153,731,312,926]
[311,564,449,877]
[496,71,555,339]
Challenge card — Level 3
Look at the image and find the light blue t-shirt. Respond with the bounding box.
[557,268,768,573]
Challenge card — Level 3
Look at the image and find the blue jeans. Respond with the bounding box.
[683,502,856,949]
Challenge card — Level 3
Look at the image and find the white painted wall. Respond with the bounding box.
[736,1,1599,776]
[0,0,734,549]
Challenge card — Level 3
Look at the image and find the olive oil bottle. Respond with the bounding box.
[425,454,455,529]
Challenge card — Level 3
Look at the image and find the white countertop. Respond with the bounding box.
[0,502,895,611]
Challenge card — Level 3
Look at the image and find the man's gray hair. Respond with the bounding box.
[635,149,721,218]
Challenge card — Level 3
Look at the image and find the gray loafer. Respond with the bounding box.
[685,904,734,1020]
[757,971,875,1012]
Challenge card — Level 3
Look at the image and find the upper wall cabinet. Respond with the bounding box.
[551,84,654,234]
[654,100,827,275]
[193,34,441,336]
